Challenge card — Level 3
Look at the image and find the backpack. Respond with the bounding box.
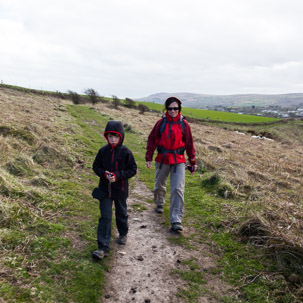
[159,114,186,138]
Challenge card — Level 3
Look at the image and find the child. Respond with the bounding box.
[92,120,137,260]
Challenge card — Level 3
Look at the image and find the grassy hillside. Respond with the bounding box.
[0,88,111,302]
[1,86,303,302]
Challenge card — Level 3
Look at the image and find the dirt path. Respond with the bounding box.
[101,179,229,303]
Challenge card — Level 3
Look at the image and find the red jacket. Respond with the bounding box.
[146,112,196,165]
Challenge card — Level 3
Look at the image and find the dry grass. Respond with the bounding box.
[0,87,82,297]
[93,101,303,255]
[1,86,303,299]
[2,87,301,248]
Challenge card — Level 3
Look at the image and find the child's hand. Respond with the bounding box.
[105,171,116,183]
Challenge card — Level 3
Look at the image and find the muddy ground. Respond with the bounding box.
[101,180,234,303]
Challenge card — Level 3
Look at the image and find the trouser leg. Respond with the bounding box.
[170,163,185,224]
[114,198,128,237]
[97,197,113,252]
[154,162,170,207]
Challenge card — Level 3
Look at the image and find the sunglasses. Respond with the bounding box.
[167,107,179,111]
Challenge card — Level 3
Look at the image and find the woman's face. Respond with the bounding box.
[167,101,179,118]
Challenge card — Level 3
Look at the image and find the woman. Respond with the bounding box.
[145,97,197,231]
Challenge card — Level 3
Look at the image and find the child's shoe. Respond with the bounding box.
[117,235,127,245]
[155,205,163,213]
[92,249,108,260]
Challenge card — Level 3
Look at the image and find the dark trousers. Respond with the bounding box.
[97,196,128,252]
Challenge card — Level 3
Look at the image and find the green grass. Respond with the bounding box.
[137,164,295,302]
[1,100,299,303]
[173,258,208,303]
[134,100,279,123]
[174,171,296,302]
[0,105,111,303]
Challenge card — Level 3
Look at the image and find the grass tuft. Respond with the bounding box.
[0,125,36,145]
[33,145,74,168]
[5,156,34,177]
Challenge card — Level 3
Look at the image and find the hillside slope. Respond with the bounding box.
[1,86,303,302]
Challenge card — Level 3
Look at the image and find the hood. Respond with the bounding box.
[165,97,182,112]
[104,120,124,146]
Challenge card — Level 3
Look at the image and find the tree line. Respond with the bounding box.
[69,88,150,114]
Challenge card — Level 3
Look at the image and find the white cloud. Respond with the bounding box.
[0,0,303,97]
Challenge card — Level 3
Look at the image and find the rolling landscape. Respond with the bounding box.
[1,84,303,302]
[137,92,303,109]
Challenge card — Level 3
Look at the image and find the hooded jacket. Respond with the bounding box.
[146,112,196,166]
[93,120,137,199]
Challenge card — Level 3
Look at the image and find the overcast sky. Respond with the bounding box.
[1,0,303,98]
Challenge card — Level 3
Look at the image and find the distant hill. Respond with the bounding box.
[136,92,303,108]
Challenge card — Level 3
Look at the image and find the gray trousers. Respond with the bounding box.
[154,162,185,224]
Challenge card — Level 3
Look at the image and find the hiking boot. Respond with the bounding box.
[117,235,127,245]
[155,205,164,214]
[92,249,108,260]
[171,222,183,231]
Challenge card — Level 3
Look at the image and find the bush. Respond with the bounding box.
[125,98,136,108]
[68,90,81,105]
[84,88,99,105]
[112,95,121,109]
[201,173,221,187]
[138,104,149,114]
[55,91,66,99]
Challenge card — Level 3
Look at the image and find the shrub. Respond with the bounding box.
[112,95,121,109]
[55,91,66,99]
[84,88,99,105]
[125,98,136,108]
[138,104,149,114]
[68,90,81,105]
[201,173,221,187]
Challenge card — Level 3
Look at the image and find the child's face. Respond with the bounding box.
[107,133,120,146]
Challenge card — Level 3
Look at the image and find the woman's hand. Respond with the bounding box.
[146,161,152,169]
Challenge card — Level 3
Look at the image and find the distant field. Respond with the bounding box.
[0,84,278,123]
[136,101,279,123]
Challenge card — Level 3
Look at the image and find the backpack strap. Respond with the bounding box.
[159,115,167,136]
[159,115,185,138]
